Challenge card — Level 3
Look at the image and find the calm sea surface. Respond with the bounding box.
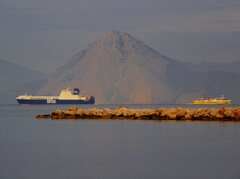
[0,104,240,179]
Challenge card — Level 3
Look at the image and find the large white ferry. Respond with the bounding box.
[16,88,95,105]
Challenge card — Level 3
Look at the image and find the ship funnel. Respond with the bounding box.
[73,88,80,95]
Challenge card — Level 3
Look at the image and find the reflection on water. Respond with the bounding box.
[0,104,240,179]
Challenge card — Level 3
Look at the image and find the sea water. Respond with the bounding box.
[0,104,240,179]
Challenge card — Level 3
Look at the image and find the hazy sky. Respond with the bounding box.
[0,0,240,73]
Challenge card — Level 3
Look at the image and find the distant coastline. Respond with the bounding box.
[36,106,240,121]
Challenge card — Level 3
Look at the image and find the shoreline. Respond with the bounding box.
[36,106,240,122]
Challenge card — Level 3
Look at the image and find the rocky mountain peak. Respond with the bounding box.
[38,31,179,104]
[97,30,136,45]
[84,30,169,66]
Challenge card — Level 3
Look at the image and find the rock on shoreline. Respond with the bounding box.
[35,106,240,121]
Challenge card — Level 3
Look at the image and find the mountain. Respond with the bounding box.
[185,61,240,74]
[38,31,240,104]
[38,31,181,104]
[0,80,47,104]
[0,59,47,104]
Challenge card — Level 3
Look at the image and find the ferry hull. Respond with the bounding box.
[192,100,231,105]
[16,88,95,105]
[17,97,95,105]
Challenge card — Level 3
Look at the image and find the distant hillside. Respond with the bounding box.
[185,61,240,74]
[0,59,47,104]
[38,31,240,104]
[38,31,179,104]
[0,80,47,104]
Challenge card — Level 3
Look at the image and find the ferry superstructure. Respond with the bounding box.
[192,95,231,105]
[16,88,95,105]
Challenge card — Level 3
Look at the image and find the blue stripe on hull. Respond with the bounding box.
[17,97,95,105]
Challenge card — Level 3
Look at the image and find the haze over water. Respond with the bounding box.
[0,104,240,179]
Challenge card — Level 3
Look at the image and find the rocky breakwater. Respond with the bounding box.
[36,106,240,121]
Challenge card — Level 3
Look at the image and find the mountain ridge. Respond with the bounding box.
[38,31,177,104]
[185,61,240,74]
[0,59,48,104]
[37,30,240,104]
